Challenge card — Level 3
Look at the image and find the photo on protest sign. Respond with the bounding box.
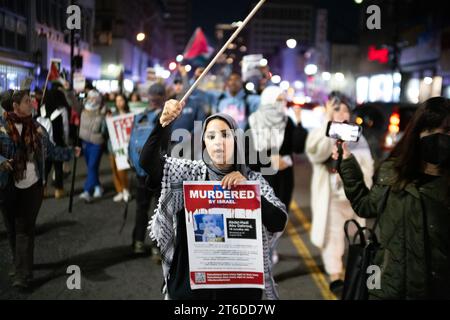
[194,214,225,242]
[183,181,264,290]
[106,113,135,170]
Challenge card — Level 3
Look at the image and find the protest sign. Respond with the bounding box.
[183,181,264,290]
[106,113,134,170]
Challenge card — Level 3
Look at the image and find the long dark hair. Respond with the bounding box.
[115,93,130,113]
[389,96,450,189]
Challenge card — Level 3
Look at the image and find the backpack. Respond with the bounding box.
[128,110,159,177]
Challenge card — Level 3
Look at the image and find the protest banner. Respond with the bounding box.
[183,181,264,290]
[106,113,134,170]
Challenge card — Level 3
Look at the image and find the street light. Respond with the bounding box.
[321,72,331,81]
[280,81,290,90]
[136,32,146,42]
[271,75,281,84]
[286,39,297,49]
[335,72,345,82]
[176,54,184,62]
[304,64,318,76]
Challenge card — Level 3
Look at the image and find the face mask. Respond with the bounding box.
[85,101,99,111]
[420,133,450,166]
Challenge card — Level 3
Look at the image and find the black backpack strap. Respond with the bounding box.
[344,219,366,246]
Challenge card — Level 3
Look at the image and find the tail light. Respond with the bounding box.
[384,111,401,150]
[388,112,400,133]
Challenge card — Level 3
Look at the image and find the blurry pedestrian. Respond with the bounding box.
[78,89,107,202]
[42,87,70,199]
[128,83,165,255]
[305,92,374,291]
[212,73,260,129]
[0,90,76,289]
[169,76,207,160]
[130,91,141,103]
[107,93,131,202]
[333,96,450,299]
[140,99,287,300]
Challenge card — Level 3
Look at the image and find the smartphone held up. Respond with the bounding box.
[326,121,362,142]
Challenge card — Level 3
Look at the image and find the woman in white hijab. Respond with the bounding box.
[247,86,308,263]
[247,86,308,213]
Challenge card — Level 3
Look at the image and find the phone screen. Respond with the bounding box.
[326,121,361,142]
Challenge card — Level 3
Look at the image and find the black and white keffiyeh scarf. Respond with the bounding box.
[148,156,287,300]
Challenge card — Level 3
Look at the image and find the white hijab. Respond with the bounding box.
[248,86,287,152]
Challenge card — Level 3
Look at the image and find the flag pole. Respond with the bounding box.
[176,0,266,110]
[41,68,51,107]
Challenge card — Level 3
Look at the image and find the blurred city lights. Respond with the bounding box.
[245,82,255,91]
[335,72,345,82]
[294,81,304,89]
[280,80,290,90]
[424,77,433,85]
[271,75,281,84]
[176,54,184,62]
[161,70,171,79]
[136,32,145,42]
[304,64,318,75]
[393,72,402,84]
[259,58,268,67]
[168,62,177,71]
[184,64,192,72]
[354,0,363,4]
[286,38,297,49]
[321,72,331,81]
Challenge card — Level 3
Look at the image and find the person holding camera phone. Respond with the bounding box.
[305,91,374,293]
[332,97,449,299]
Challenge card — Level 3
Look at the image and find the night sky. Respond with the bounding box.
[190,0,361,46]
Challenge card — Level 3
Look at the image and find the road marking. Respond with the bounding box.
[286,201,337,300]
[290,200,311,232]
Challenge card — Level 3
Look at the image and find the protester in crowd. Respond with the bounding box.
[305,91,374,292]
[78,89,107,202]
[247,86,308,264]
[140,99,287,300]
[333,96,449,299]
[212,73,260,129]
[105,93,132,202]
[168,76,207,160]
[128,83,166,256]
[130,91,141,103]
[0,90,76,290]
[42,87,71,199]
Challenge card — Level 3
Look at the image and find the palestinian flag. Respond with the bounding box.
[183,27,214,66]
[48,59,66,85]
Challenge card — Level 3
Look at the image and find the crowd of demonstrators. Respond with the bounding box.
[78,89,107,202]
[2,62,448,302]
[128,83,166,256]
[332,96,449,299]
[246,85,308,264]
[305,92,374,293]
[140,99,287,300]
[0,89,76,290]
[106,94,131,202]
